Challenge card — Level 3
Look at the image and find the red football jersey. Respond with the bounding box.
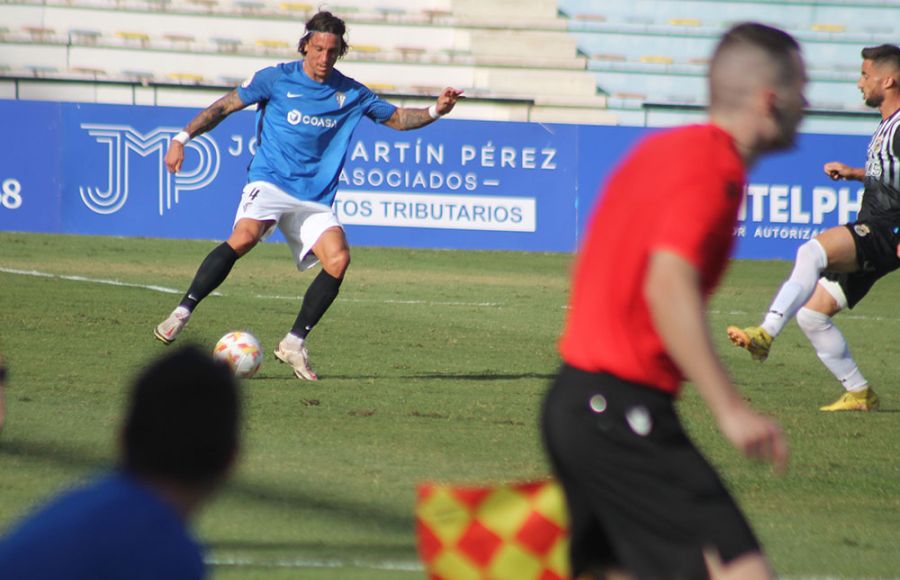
[560,124,746,394]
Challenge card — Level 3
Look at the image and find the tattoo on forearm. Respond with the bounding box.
[395,108,434,130]
[185,90,243,137]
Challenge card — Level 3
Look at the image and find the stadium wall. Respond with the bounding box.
[0,99,871,259]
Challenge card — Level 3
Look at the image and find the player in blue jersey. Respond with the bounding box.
[154,11,463,380]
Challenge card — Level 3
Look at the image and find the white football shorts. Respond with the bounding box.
[233,180,342,271]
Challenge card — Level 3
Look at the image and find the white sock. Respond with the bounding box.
[761,240,828,337]
[174,306,191,319]
[283,332,304,347]
[796,307,868,391]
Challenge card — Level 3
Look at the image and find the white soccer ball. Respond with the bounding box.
[213,331,263,378]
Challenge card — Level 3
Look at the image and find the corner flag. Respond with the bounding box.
[415,480,569,579]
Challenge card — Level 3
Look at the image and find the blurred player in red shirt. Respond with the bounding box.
[543,23,807,580]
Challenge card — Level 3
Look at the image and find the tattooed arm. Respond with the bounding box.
[383,87,463,131]
[166,90,247,173]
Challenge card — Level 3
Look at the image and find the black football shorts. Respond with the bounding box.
[541,365,760,579]
[823,219,900,309]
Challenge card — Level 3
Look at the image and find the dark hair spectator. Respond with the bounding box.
[0,346,241,580]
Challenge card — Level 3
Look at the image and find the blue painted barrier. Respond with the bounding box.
[0,100,872,259]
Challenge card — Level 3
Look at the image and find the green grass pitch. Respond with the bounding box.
[0,232,898,578]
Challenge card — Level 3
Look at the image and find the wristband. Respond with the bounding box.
[173,131,191,145]
[428,104,442,120]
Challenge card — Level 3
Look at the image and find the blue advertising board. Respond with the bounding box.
[733,132,868,259]
[0,100,64,234]
[0,99,877,260]
[60,102,252,239]
[338,119,579,252]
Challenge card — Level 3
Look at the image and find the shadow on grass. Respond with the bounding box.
[321,372,556,381]
[0,438,413,533]
[0,438,112,471]
[410,372,556,381]
[223,478,413,533]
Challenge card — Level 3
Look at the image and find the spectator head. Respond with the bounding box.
[121,345,240,489]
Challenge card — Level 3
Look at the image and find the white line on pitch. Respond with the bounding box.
[208,560,873,579]
[0,266,195,295]
[0,267,501,307]
[709,308,900,323]
[207,556,423,572]
[6,267,897,321]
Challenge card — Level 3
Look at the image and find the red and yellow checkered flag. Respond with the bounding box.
[415,480,570,580]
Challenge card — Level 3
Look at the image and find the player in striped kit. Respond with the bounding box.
[728,44,900,412]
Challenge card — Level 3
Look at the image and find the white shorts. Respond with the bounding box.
[233,181,342,271]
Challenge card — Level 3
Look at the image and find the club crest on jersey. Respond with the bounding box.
[854,224,871,237]
[335,91,346,108]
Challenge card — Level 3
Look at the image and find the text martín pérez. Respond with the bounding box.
[338,139,558,192]
[733,184,863,238]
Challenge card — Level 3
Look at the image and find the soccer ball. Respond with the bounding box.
[213,331,263,378]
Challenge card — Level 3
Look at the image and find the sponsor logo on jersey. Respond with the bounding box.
[287,109,337,128]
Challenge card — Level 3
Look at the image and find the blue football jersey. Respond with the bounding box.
[237,61,397,205]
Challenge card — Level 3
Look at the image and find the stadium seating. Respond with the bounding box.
[559,0,898,118]
[0,0,613,123]
[0,0,896,129]
[69,28,103,44]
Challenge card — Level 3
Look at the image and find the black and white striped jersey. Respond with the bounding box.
[860,107,900,220]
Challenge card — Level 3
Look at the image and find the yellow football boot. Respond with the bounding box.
[726,326,773,362]
[820,388,880,412]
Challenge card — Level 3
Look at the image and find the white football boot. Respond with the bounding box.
[153,307,191,345]
[274,334,318,381]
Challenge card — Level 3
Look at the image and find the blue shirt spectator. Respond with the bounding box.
[0,472,204,579]
[0,346,240,580]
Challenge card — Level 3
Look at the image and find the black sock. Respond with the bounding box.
[179,243,240,312]
[291,270,343,338]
